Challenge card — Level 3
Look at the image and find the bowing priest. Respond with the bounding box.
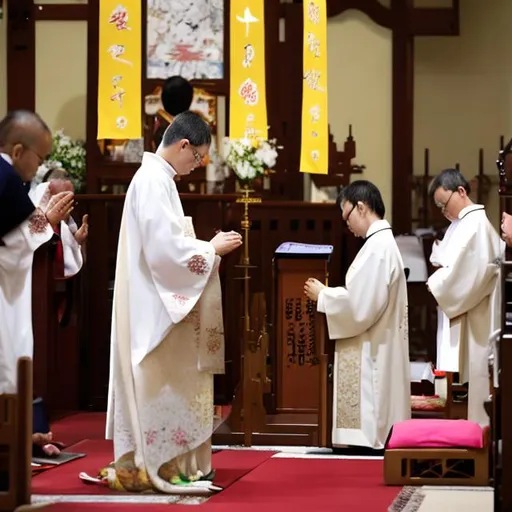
[104,111,242,494]
[304,180,410,451]
[0,111,73,453]
[427,169,503,426]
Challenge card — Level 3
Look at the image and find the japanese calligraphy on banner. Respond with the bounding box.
[97,1,142,139]
[300,0,328,174]
[229,0,268,140]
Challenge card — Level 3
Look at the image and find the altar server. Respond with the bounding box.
[104,111,242,493]
[0,110,73,395]
[427,169,502,426]
[304,180,410,450]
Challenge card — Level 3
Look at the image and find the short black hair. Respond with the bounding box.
[0,110,50,147]
[428,168,471,198]
[162,111,211,148]
[338,180,385,219]
[161,76,194,116]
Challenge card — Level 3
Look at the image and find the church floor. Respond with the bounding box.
[26,413,493,512]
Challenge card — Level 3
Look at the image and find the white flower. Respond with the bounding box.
[224,136,282,182]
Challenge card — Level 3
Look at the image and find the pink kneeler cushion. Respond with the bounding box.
[386,419,484,449]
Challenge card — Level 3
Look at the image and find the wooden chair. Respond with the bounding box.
[0,358,33,511]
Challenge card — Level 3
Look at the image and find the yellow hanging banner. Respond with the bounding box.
[229,0,268,140]
[300,0,328,174]
[97,1,142,140]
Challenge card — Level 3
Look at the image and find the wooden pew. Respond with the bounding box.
[0,358,33,511]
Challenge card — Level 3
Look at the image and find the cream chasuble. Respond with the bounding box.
[0,156,54,393]
[427,204,503,426]
[104,152,225,494]
[29,182,84,278]
[317,220,410,449]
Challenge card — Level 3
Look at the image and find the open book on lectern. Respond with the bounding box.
[275,242,334,259]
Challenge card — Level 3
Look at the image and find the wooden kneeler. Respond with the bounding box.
[0,358,33,511]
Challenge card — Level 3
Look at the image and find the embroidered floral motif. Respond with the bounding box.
[189,388,213,428]
[206,327,223,354]
[145,429,157,446]
[39,188,52,210]
[28,208,49,235]
[171,427,189,448]
[173,294,190,307]
[336,339,361,430]
[187,255,209,276]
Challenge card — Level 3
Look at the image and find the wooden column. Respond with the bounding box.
[391,0,414,234]
[6,0,36,111]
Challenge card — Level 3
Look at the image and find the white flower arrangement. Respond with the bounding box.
[33,130,86,191]
[223,136,281,183]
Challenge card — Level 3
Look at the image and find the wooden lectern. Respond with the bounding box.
[273,242,334,447]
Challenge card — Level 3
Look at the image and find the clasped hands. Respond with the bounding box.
[304,277,325,302]
[45,192,89,245]
[210,230,243,256]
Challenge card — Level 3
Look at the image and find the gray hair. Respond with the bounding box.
[428,168,471,198]
[162,111,211,148]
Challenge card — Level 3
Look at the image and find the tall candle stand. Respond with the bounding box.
[234,183,261,445]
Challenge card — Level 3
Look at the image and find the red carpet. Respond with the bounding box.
[32,439,276,495]
[33,457,398,512]
[51,413,106,447]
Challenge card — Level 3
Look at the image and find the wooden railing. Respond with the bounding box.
[31,193,440,417]
[68,194,354,411]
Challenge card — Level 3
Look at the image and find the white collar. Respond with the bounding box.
[365,219,391,238]
[0,153,13,165]
[458,203,484,219]
[142,151,177,178]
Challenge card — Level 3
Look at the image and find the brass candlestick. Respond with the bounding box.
[236,184,262,333]
[234,183,262,446]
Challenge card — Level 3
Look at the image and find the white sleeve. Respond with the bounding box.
[428,233,498,319]
[134,178,217,325]
[0,209,53,272]
[318,252,390,340]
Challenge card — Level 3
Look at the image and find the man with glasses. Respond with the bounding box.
[304,180,410,451]
[104,111,242,493]
[427,168,502,426]
[0,110,74,454]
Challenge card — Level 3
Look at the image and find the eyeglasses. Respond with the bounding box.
[343,203,357,224]
[190,146,204,166]
[14,142,46,165]
[435,191,455,212]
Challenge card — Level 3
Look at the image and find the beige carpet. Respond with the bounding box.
[417,487,493,512]
[389,486,493,512]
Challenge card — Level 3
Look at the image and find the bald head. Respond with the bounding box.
[0,110,52,182]
[0,110,50,148]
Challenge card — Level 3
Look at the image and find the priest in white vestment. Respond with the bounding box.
[29,168,88,279]
[0,111,74,396]
[427,169,503,426]
[304,180,410,450]
[104,111,242,494]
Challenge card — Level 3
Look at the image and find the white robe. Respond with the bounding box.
[0,157,54,392]
[105,152,225,494]
[317,220,410,449]
[427,204,503,426]
[29,182,83,278]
